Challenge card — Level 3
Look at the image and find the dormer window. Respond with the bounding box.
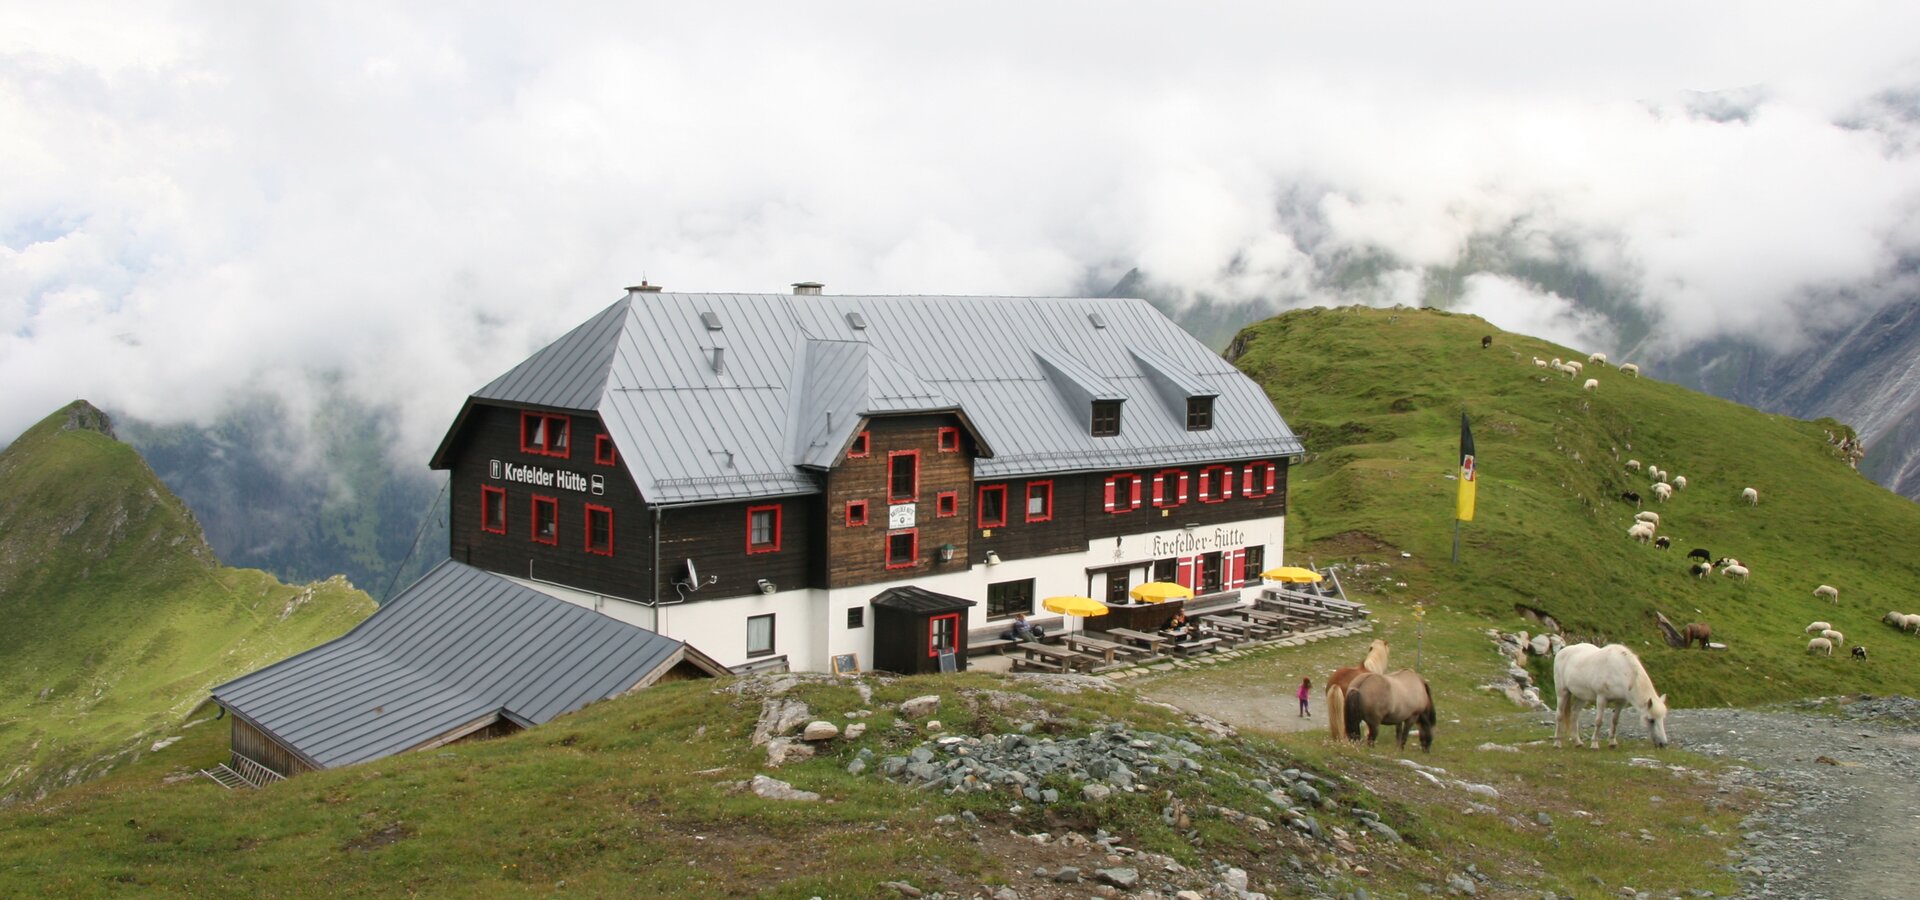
[1186,397,1214,431]
[520,412,572,457]
[1091,400,1122,437]
[848,430,871,458]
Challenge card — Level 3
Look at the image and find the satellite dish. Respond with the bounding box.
[684,559,700,585]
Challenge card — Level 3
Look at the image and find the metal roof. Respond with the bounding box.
[210,560,710,770]
[439,293,1303,504]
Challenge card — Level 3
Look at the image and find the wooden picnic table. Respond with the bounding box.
[1237,608,1293,629]
[1105,627,1171,654]
[1019,641,1097,672]
[1202,617,1256,640]
[1208,612,1281,639]
[1064,633,1144,665]
[1172,636,1223,657]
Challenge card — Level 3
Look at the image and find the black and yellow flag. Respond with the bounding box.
[1456,412,1477,522]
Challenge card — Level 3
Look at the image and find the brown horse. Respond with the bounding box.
[1681,622,1712,649]
[1343,669,1436,752]
[1326,640,1390,740]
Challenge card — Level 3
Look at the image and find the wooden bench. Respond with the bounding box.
[1065,633,1146,665]
[1173,637,1222,657]
[1011,656,1066,673]
[969,637,1018,656]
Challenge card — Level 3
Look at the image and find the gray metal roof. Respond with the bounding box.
[871,585,978,614]
[441,293,1303,504]
[211,560,706,770]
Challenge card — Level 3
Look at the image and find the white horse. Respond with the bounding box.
[1553,643,1670,749]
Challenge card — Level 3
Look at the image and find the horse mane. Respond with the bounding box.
[1620,645,1661,709]
[1329,641,1393,740]
[1362,639,1390,674]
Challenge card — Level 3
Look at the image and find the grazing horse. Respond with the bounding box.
[1343,670,1436,752]
[1681,623,1712,649]
[1326,639,1391,741]
[1553,643,1670,749]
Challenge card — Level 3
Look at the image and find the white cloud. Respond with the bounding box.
[5,3,1920,459]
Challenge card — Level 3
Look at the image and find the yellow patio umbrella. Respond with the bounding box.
[1130,581,1195,604]
[1260,566,1324,584]
[1042,595,1108,637]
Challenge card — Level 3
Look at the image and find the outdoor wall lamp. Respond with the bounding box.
[938,543,956,563]
[985,551,1001,566]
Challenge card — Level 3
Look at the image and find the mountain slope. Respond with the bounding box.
[0,401,375,804]
[1229,306,1920,705]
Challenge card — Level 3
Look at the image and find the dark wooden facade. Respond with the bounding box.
[969,462,1289,564]
[823,414,976,589]
[230,717,313,778]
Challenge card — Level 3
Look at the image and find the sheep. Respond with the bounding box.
[1620,363,1640,377]
[1690,561,1714,578]
[1806,621,1832,634]
[1482,335,1493,349]
[1852,645,1868,661]
[1628,522,1656,543]
[1583,378,1599,391]
[1621,490,1642,507]
[1567,360,1584,375]
[1814,584,1840,603]
[1741,487,1759,505]
[1635,511,1660,525]
[1688,548,1711,561]
[1553,362,1579,378]
[1882,612,1920,633]
[1625,459,1642,472]
[1822,629,1844,647]
[1654,536,1671,550]
[1673,475,1687,490]
[1533,357,1548,368]
[1588,352,1608,365]
[1652,482,1673,502]
[1807,636,1833,656]
[1722,563,1750,578]
[1712,557,1741,569]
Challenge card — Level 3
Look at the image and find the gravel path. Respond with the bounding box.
[1674,699,1920,900]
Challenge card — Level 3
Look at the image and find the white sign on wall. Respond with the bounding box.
[888,503,917,529]
[490,459,601,495]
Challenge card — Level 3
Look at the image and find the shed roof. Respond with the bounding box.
[870,585,978,614]
[433,293,1303,504]
[211,560,718,770]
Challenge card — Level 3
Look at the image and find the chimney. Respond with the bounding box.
[792,281,824,295]
[626,281,664,295]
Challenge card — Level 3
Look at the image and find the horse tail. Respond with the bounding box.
[1326,683,1348,740]
[1419,681,1437,751]
[1343,683,1367,742]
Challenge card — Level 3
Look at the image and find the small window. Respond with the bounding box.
[1200,551,1224,593]
[936,491,958,518]
[1091,400,1122,437]
[847,607,864,629]
[594,433,617,466]
[747,505,781,554]
[929,612,960,658]
[845,499,869,527]
[1186,396,1214,431]
[1243,545,1265,589]
[1025,480,1053,523]
[1242,460,1278,498]
[481,486,507,534]
[886,529,918,569]
[888,450,919,503]
[937,426,961,453]
[848,430,871,458]
[987,578,1034,619]
[1153,557,1176,583]
[1103,473,1141,513]
[1198,465,1236,503]
[519,412,572,457]
[584,504,614,556]
[1152,469,1189,508]
[530,495,558,545]
[746,614,775,658]
[978,484,1007,528]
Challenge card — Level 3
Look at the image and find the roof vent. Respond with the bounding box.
[700,311,723,331]
[626,281,664,294]
[711,347,726,374]
[1089,312,1108,329]
[792,281,824,295]
[846,311,868,330]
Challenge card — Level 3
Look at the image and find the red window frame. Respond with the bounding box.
[1024,480,1053,523]
[593,433,617,466]
[1103,473,1142,514]
[1198,465,1236,503]
[584,503,614,556]
[519,411,572,458]
[887,449,920,503]
[937,426,960,453]
[977,484,1007,528]
[845,499,869,527]
[746,504,782,554]
[936,490,958,518]
[1242,460,1278,498]
[928,612,960,658]
[1152,469,1189,508]
[480,485,507,534]
[848,430,871,458]
[530,494,558,545]
[886,528,919,569]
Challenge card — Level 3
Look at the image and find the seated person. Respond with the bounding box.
[1002,613,1046,642]
[1162,610,1189,634]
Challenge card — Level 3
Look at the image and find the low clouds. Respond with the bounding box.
[6,4,1920,459]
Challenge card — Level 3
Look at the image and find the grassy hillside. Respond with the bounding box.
[0,402,375,804]
[1230,305,1920,706]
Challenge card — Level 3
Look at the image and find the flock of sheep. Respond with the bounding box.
[1517,342,1885,663]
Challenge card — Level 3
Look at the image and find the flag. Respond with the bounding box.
[1456,412,1477,522]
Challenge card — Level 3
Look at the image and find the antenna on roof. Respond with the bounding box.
[626,281,663,295]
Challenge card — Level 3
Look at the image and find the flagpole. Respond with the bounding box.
[1451,519,1461,565]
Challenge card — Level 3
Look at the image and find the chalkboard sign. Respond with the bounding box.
[830,653,859,676]
[937,650,957,673]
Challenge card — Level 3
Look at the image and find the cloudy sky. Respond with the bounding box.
[6,3,1920,460]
